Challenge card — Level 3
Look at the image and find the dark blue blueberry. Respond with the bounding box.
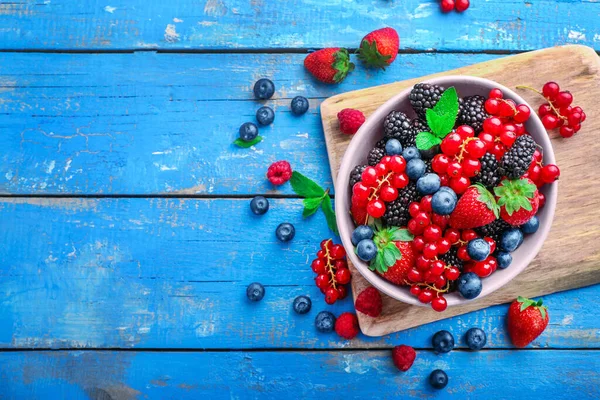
[406,158,426,180]
[417,173,441,195]
[385,139,403,155]
[500,228,524,252]
[276,222,295,242]
[253,78,275,100]
[438,186,458,201]
[467,238,491,262]
[465,327,487,351]
[239,122,259,142]
[352,225,374,246]
[457,272,483,300]
[356,239,377,262]
[250,196,269,215]
[293,295,312,314]
[291,96,309,115]
[246,282,265,301]
[496,251,513,269]
[429,369,448,389]
[521,216,539,234]
[402,146,421,161]
[432,330,455,354]
[256,106,275,126]
[432,188,457,215]
[315,311,336,332]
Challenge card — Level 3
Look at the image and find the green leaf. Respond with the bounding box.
[386,243,402,261]
[290,171,326,198]
[372,218,383,232]
[321,194,339,235]
[383,247,397,267]
[539,306,547,320]
[233,136,263,148]
[474,184,500,218]
[390,228,414,242]
[302,197,323,218]
[416,131,442,151]
[370,251,387,273]
[431,87,459,122]
[426,109,455,138]
[494,178,537,216]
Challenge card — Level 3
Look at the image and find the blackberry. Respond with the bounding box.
[383,182,421,228]
[475,219,511,243]
[440,247,463,271]
[383,111,416,147]
[498,135,536,179]
[409,83,445,119]
[457,95,488,132]
[350,164,367,187]
[368,147,385,166]
[472,153,501,190]
[412,118,429,133]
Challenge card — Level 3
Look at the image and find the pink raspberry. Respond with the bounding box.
[334,312,359,340]
[337,108,365,135]
[392,345,416,371]
[267,161,292,185]
[354,286,383,317]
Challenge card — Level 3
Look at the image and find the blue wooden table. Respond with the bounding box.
[0,1,599,398]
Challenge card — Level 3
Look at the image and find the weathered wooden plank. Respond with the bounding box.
[0,1,598,51]
[0,197,598,349]
[0,52,498,195]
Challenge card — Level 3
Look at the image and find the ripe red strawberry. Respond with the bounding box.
[507,296,549,347]
[392,345,416,372]
[379,241,415,285]
[355,286,382,317]
[495,178,539,226]
[304,48,355,84]
[449,184,500,229]
[337,108,365,135]
[357,27,399,69]
[351,203,368,226]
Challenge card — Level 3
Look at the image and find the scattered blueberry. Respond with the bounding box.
[465,327,487,351]
[432,188,457,215]
[291,96,309,115]
[293,295,312,314]
[385,139,403,155]
[276,222,296,242]
[315,311,336,332]
[500,228,524,252]
[432,330,455,353]
[239,122,259,142]
[352,225,374,246]
[250,196,269,215]
[429,369,448,389]
[521,216,539,234]
[246,282,265,301]
[406,158,426,180]
[253,78,275,100]
[457,272,483,300]
[496,251,513,269]
[356,239,378,262]
[417,173,441,195]
[467,238,491,262]
[256,106,275,126]
[402,146,421,161]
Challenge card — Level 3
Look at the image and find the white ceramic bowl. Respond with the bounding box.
[335,76,557,307]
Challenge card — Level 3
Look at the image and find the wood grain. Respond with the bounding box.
[321,45,600,336]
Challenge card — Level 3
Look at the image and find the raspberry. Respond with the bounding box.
[354,287,383,317]
[337,108,366,135]
[392,345,416,372]
[335,312,360,340]
[267,160,292,185]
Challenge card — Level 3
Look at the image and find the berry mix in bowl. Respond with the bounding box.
[335,76,558,311]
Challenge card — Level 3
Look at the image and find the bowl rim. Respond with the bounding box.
[335,75,558,307]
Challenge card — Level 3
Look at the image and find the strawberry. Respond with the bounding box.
[495,178,539,226]
[357,27,399,69]
[351,203,368,226]
[449,184,500,229]
[507,296,549,347]
[380,241,416,285]
[368,226,416,285]
[304,48,355,84]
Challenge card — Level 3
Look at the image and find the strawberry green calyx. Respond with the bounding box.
[473,183,500,218]
[517,296,548,320]
[367,225,414,274]
[494,178,537,216]
[332,49,355,83]
[357,40,391,70]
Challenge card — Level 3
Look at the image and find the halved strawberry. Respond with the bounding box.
[495,178,539,226]
[449,184,500,229]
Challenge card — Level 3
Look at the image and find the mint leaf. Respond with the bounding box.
[233,136,263,148]
[321,194,339,235]
[290,171,326,198]
[423,86,459,139]
[416,131,442,151]
[426,109,454,138]
[432,86,459,120]
[390,228,414,242]
[302,197,323,218]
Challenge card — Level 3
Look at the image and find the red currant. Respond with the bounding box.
[455,0,469,12]
[413,236,426,252]
[317,250,326,259]
[538,103,552,117]
[325,287,339,304]
[374,162,387,176]
[541,114,559,130]
[499,130,517,147]
[408,268,423,283]
[542,82,560,99]
[441,133,463,156]
[444,228,460,244]
[528,164,542,182]
[489,142,506,160]
[432,214,449,230]
[466,139,486,159]
[538,192,546,208]
[315,274,329,289]
[434,276,447,289]
[541,164,560,183]
[489,88,503,99]
[498,99,516,117]
[456,125,475,140]
[410,285,422,296]
[311,259,326,274]
[392,173,409,189]
[367,199,386,218]
[440,0,455,12]
[446,161,463,178]
[330,244,346,260]
[416,255,432,271]
[420,195,433,213]
[320,239,332,250]
[407,219,421,235]
[353,182,370,203]
[335,260,347,269]
[409,202,421,218]
[485,98,500,115]
[445,266,460,280]
[483,117,503,135]
[335,268,351,284]
[388,156,406,173]
[478,132,494,149]
[457,245,471,261]
[430,260,445,276]
[449,176,470,194]
[514,104,531,123]
[380,185,398,202]
[423,243,438,259]
[440,174,450,186]
[432,154,450,174]
[431,295,447,312]
[424,225,442,242]
[462,158,481,178]
[337,285,347,300]
[514,123,526,135]
[484,237,496,253]
[567,112,582,126]
[361,167,378,186]
[461,229,478,241]
[559,126,575,138]
[472,257,496,278]
[554,91,573,108]
[414,212,431,229]
[418,289,434,304]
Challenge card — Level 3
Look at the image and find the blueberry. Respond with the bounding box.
[420,145,440,160]
[356,239,377,262]
[500,228,524,252]
[432,188,457,215]
[417,173,441,195]
[293,295,312,314]
[291,96,309,115]
[250,196,269,215]
[385,139,403,155]
[467,238,491,262]
[276,222,295,242]
[256,106,275,126]
[315,311,336,332]
[352,225,374,246]
[406,158,426,180]
[429,369,448,389]
[246,282,265,301]
[402,146,421,161]
[496,251,513,269]
[239,122,259,142]
[457,272,483,300]
[432,330,455,354]
[253,78,275,100]
[521,215,539,234]
[465,327,487,351]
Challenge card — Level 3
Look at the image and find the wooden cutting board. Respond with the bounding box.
[321,45,600,337]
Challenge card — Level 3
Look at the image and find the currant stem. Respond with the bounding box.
[515,85,568,121]
[323,239,338,290]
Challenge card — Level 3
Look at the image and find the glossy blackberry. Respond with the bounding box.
[423,158,433,174]
[472,153,501,190]
[476,219,512,243]
[440,247,463,271]
[412,118,429,132]
[350,165,367,187]
[457,95,488,132]
[383,182,421,228]
[498,135,536,179]
[368,147,385,166]
[409,83,445,119]
[383,111,417,147]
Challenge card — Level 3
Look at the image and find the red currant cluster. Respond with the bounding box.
[440,0,469,13]
[351,156,409,222]
[311,239,351,304]
[525,149,560,190]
